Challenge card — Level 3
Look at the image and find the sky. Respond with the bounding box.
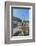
[11,7,30,21]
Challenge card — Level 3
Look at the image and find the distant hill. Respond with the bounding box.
[12,16,22,22]
[23,20,29,23]
[12,16,29,23]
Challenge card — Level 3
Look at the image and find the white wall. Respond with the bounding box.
[0,0,36,46]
